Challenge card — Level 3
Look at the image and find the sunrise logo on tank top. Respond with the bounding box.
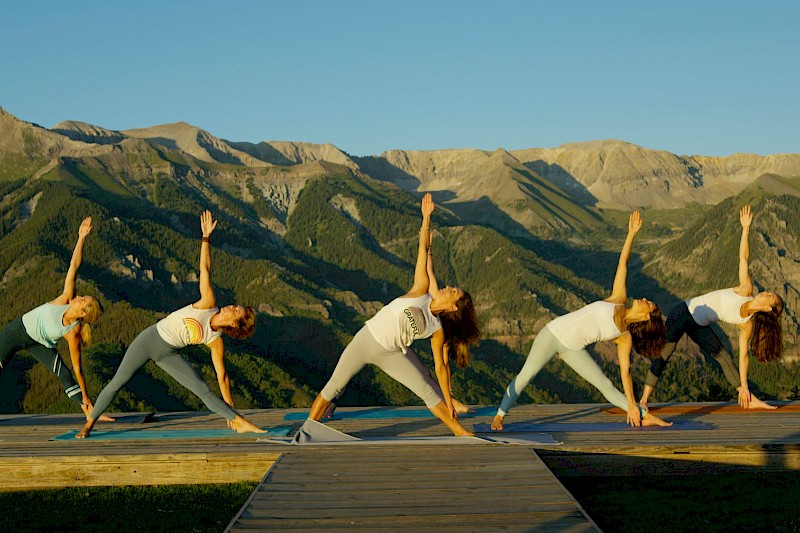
[182,317,204,344]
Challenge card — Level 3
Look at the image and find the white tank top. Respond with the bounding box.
[156,304,222,348]
[366,294,442,353]
[546,300,622,350]
[686,288,753,326]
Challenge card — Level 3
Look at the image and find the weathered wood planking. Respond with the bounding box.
[0,402,798,492]
[226,446,600,532]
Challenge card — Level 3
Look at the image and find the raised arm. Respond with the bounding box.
[55,217,92,304]
[735,205,754,296]
[426,231,440,296]
[606,211,642,304]
[196,210,217,309]
[406,193,434,298]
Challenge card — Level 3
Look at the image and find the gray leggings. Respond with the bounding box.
[320,326,444,408]
[90,325,237,421]
[498,326,630,416]
[0,317,82,404]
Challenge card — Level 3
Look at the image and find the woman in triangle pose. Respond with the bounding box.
[76,211,264,438]
[492,210,672,430]
[639,205,783,410]
[308,193,480,436]
[0,216,110,421]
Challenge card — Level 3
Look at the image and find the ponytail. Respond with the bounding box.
[439,291,481,368]
[79,298,104,347]
[751,296,783,363]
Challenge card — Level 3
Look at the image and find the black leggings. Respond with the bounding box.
[0,317,82,404]
[646,302,742,391]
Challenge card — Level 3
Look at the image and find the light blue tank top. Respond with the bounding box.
[21,303,78,348]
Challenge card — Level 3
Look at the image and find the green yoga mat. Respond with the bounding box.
[50,425,293,441]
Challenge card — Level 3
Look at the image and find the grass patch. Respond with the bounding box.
[561,472,800,533]
[0,482,257,532]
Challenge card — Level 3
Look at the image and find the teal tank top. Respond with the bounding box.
[21,303,78,348]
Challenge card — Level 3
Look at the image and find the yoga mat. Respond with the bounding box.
[473,420,714,433]
[283,406,498,421]
[258,419,561,446]
[601,403,800,415]
[50,425,293,441]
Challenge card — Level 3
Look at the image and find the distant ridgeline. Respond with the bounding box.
[0,107,798,414]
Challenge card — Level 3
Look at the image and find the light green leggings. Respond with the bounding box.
[498,326,634,417]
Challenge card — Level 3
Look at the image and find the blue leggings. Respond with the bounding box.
[0,317,82,404]
[498,326,631,417]
[90,325,237,421]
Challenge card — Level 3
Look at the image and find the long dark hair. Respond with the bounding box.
[438,291,480,368]
[751,295,783,363]
[629,305,666,359]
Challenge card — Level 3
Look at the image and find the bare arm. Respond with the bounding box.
[64,327,89,403]
[614,333,641,427]
[196,210,217,310]
[405,193,434,298]
[606,211,642,304]
[430,329,454,416]
[426,232,440,296]
[209,337,235,408]
[735,205,754,296]
[54,217,92,305]
[737,322,753,408]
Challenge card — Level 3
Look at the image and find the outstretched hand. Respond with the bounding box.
[628,210,642,235]
[421,193,434,217]
[740,205,752,228]
[78,217,93,238]
[200,210,217,237]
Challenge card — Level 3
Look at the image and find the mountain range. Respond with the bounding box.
[1,106,798,416]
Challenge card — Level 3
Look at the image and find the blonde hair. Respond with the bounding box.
[79,297,103,347]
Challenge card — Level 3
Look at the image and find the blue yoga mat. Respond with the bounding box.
[50,425,293,441]
[283,406,497,421]
[473,421,714,433]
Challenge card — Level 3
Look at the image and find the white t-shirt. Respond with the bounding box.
[686,288,753,326]
[156,304,222,348]
[546,300,622,351]
[366,294,442,353]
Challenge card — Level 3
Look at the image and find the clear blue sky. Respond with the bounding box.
[2,1,798,156]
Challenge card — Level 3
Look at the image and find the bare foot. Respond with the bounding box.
[746,395,777,410]
[452,399,476,414]
[75,420,95,438]
[230,416,267,433]
[452,428,475,437]
[642,412,672,427]
[491,414,504,431]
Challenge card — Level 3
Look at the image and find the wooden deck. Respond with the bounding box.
[0,402,798,530]
[227,446,599,532]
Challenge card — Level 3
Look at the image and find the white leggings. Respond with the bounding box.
[320,326,443,408]
[497,326,630,416]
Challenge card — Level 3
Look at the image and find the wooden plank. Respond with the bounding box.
[0,451,281,491]
[228,447,600,531]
